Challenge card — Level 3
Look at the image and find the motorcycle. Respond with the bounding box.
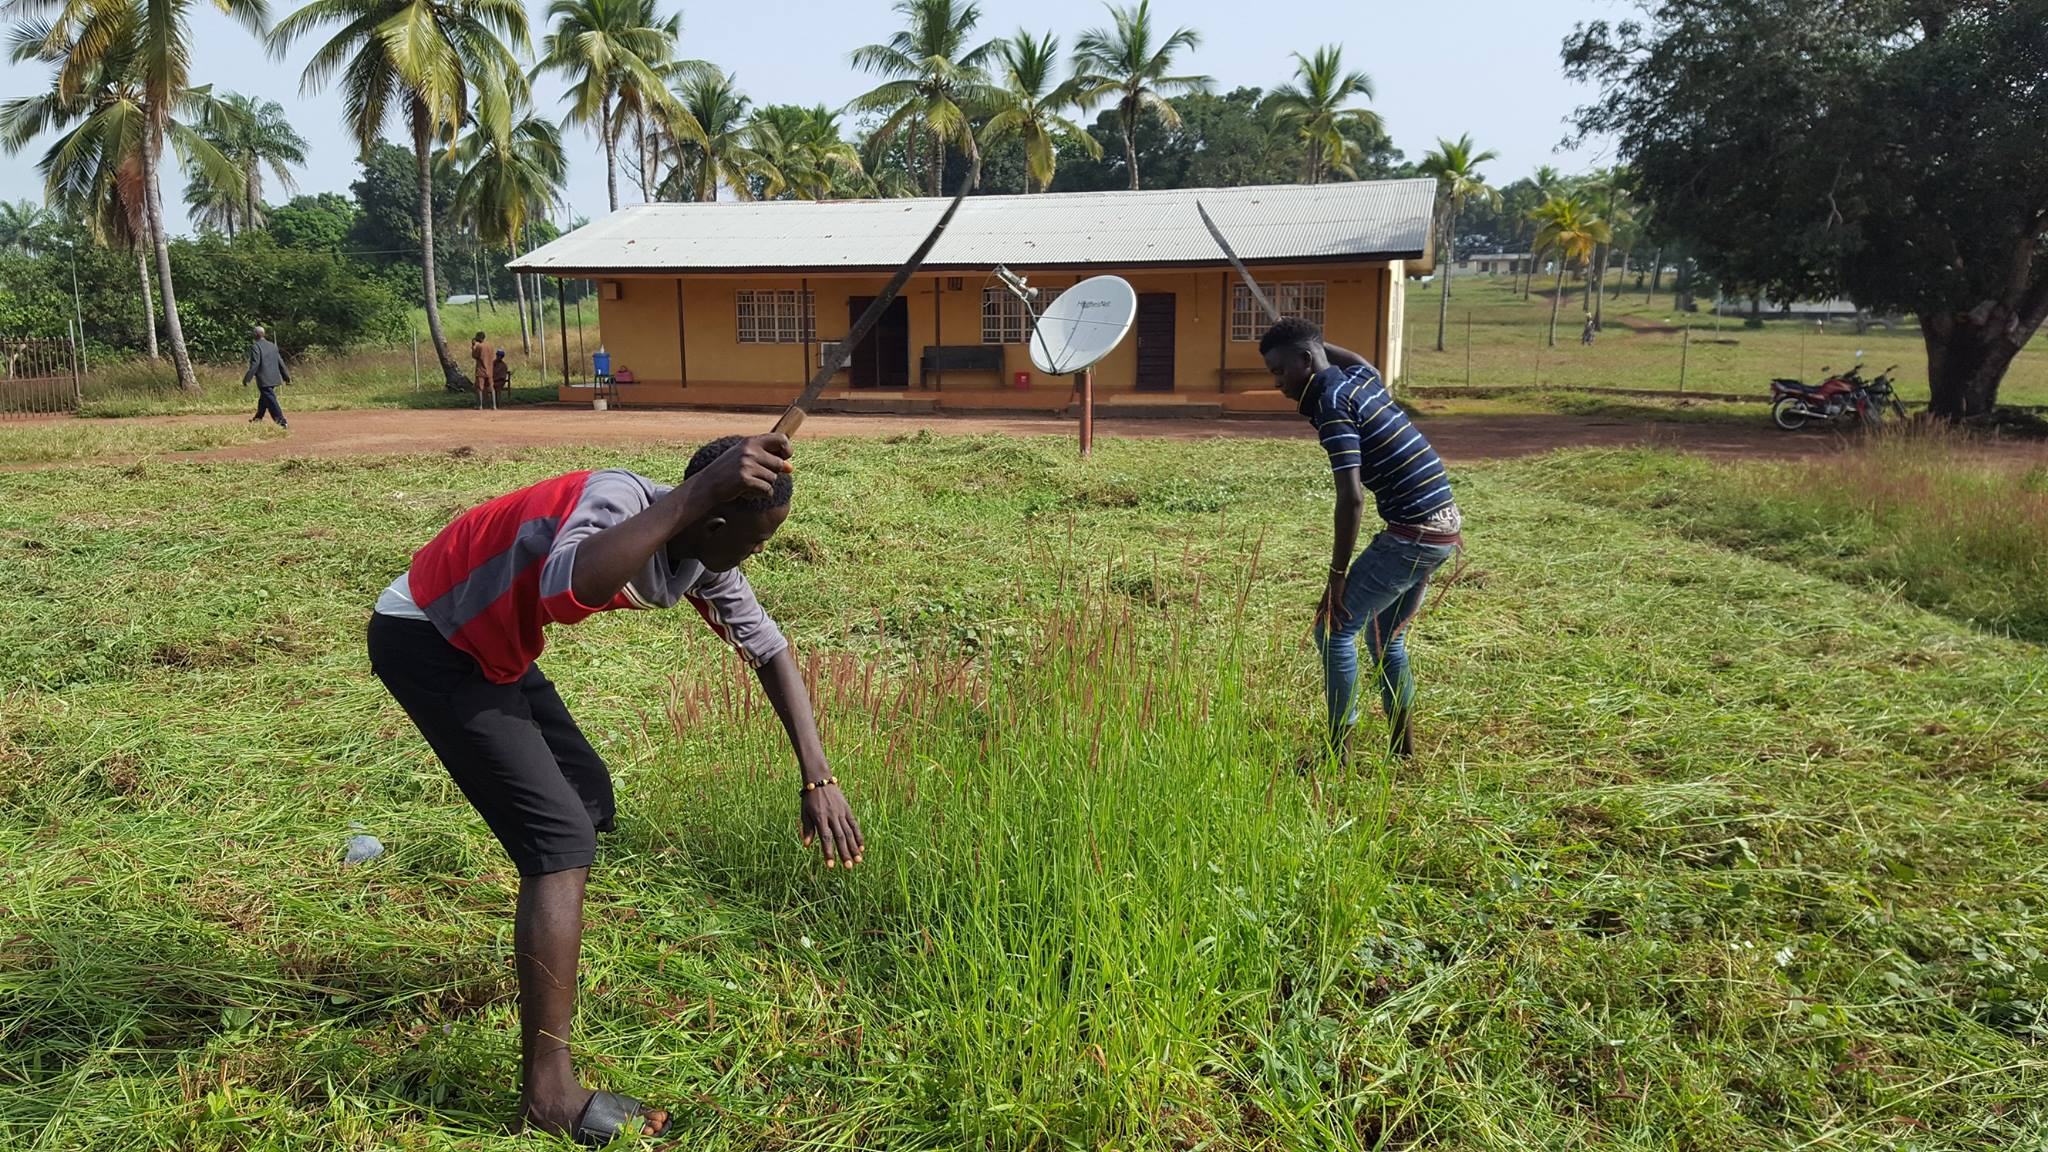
[1770,359,1907,430]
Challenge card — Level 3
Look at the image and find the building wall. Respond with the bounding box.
[588,260,1389,410]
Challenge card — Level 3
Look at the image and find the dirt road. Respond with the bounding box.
[107,405,1890,465]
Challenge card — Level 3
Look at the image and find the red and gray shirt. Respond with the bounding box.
[373,469,787,684]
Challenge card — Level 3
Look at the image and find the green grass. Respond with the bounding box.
[1403,275,2048,407]
[73,310,596,419]
[0,419,286,464]
[0,436,2043,1148]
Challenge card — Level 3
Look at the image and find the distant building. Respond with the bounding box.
[1454,252,1533,276]
[509,180,1437,415]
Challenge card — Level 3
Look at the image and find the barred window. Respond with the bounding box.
[1231,281,1327,341]
[981,286,1063,344]
[736,290,816,344]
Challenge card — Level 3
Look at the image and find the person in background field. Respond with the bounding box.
[471,331,490,407]
[365,433,862,1144]
[1581,313,1597,345]
[243,325,290,429]
[1260,316,1463,762]
[492,348,512,392]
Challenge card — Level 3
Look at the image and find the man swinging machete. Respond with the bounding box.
[1199,203,1464,762]
[366,176,973,1144]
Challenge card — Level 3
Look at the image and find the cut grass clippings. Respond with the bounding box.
[0,418,287,464]
[0,434,2042,1149]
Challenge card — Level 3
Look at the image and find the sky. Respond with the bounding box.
[0,0,1628,235]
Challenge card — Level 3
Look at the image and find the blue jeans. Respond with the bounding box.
[1315,531,1458,743]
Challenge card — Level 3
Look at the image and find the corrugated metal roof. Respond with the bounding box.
[509,179,1437,275]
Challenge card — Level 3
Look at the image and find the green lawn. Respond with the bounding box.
[0,436,2042,1149]
[1403,275,2048,408]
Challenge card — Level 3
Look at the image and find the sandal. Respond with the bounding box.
[572,1090,669,1146]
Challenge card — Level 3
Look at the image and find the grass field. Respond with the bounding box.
[1402,275,2048,408]
[1,435,2044,1149]
[70,308,598,420]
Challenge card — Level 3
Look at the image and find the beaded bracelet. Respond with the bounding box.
[801,776,839,795]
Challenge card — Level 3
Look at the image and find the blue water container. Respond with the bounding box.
[592,349,612,378]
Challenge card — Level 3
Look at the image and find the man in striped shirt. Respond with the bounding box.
[366,433,862,1144]
[1261,317,1463,759]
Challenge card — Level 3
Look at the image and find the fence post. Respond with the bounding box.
[412,326,420,392]
[1464,310,1472,387]
[1678,326,1690,394]
[67,320,82,411]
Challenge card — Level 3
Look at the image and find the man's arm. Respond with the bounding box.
[566,435,792,607]
[277,348,289,384]
[1322,341,1368,370]
[243,345,257,385]
[756,648,863,868]
[1322,468,1366,629]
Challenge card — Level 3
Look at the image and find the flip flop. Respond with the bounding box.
[572,1090,668,1146]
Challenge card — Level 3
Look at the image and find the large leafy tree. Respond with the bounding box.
[272,0,529,389]
[1418,134,1498,352]
[532,0,686,213]
[1069,0,1207,190]
[3,0,255,389]
[1268,44,1376,185]
[452,106,563,352]
[1566,0,2048,418]
[850,0,994,197]
[979,29,1096,194]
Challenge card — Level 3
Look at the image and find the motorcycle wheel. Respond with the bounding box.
[1892,399,1907,420]
[1771,396,1811,430]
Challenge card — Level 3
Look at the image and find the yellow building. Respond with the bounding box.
[510,180,1435,416]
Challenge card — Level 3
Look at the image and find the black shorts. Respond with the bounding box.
[367,613,615,876]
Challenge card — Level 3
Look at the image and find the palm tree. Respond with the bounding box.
[1531,192,1609,347]
[1069,0,1208,191]
[1582,164,1632,329]
[979,30,1096,194]
[274,0,527,390]
[1522,165,1568,297]
[1418,134,1499,352]
[849,0,994,197]
[746,105,862,200]
[532,0,688,213]
[0,200,53,252]
[656,70,759,202]
[1268,45,1376,185]
[4,0,254,390]
[453,107,564,354]
[187,92,306,236]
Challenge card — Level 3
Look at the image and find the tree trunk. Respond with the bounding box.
[1434,217,1452,353]
[1548,263,1565,346]
[1613,249,1629,299]
[1122,97,1139,190]
[603,90,619,212]
[638,114,654,202]
[140,130,197,392]
[1922,308,2041,419]
[1591,243,1606,329]
[513,248,531,355]
[1674,259,1693,313]
[413,107,464,389]
[136,244,158,361]
[1649,247,1664,301]
[927,123,943,197]
[246,167,260,235]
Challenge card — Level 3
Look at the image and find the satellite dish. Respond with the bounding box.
[1029,275,1136,375]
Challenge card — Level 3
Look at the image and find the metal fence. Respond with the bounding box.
[0,333,80,419]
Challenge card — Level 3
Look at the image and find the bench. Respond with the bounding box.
[920,344,1004,389]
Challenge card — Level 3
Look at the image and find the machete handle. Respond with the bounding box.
[773,407,805,437]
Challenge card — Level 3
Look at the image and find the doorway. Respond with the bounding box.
[845,295,911,388]
[1135,292,1176,391]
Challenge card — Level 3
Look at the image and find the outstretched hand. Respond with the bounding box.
[693,434,792,505]
[801,784,864,869]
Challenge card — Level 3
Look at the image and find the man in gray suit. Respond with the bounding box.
[244,325,290,429]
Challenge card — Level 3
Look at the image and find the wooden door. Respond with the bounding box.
[1134,292,1176,391]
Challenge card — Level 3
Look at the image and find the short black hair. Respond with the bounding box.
[1258,316,1322,355]
[684,435,793,511]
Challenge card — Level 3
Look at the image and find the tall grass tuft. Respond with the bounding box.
[632,559,1389,1145]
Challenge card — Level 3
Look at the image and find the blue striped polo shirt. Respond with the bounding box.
[1300,363,1455,525]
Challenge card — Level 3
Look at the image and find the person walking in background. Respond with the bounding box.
[1581,314,1597,345]
[243,325,290,429]
[492,348,512,393]
[471,331,491,409]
